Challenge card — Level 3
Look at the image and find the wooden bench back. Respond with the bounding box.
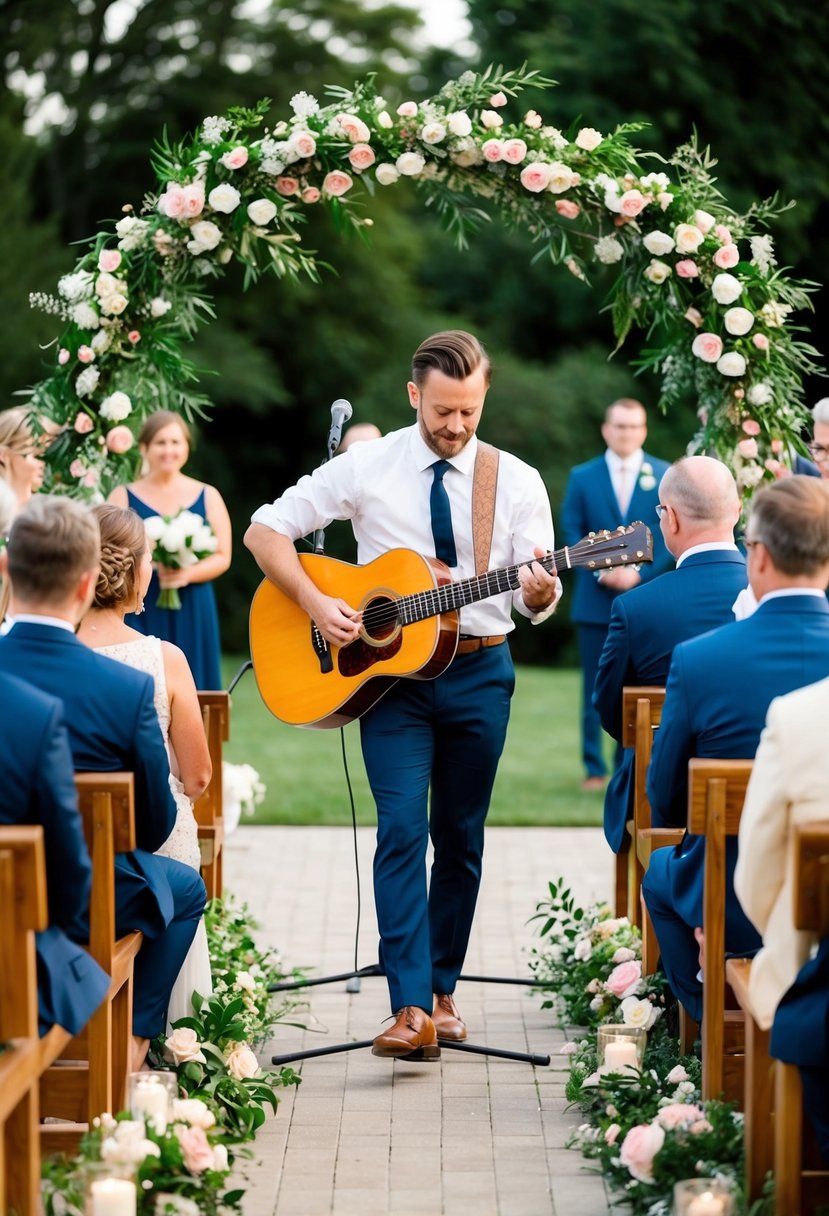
[74,773,136,972]
[194,691,230,899]
[622,687,665,839]
[793,820,829,934]
[687,757,754,1100]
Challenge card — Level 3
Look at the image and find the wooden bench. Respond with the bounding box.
[194,690,230,901]
[688,757,753,1103]
[0,826,49,1216]
[39,773,142,1154]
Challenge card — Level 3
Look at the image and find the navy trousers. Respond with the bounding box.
[577,623,613,778]
[360,643,514,1014]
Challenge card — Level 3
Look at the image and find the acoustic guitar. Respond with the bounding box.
[249,521,653,729]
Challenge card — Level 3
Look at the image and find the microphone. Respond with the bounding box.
[327,398,354,456]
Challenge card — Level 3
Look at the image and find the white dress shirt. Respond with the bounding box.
[605,448,644,515]
[251,424,560,636]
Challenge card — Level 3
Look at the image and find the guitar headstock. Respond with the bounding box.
[569,521,654,570]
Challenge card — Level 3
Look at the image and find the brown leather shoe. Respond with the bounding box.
[372,1007,441,1059]
[432,993,467,1041]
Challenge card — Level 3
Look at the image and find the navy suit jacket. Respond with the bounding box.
[793,454,821,477]
[770,937,829,1070]
[0,669,109,1035]
[0,622,178,936]
[646,594,829,927]
[561,452,673,626]
[593,549,748,852]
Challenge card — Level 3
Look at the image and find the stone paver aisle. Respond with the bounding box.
[224,826,613,1216]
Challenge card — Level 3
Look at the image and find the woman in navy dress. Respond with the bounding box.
[108,410,231,689]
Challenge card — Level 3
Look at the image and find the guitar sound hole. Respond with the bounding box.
[362,595,399,644]
[337,595,402,678]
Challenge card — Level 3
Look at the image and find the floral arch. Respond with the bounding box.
[28,64,821,500]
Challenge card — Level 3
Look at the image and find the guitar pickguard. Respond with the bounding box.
[338,633,403,677]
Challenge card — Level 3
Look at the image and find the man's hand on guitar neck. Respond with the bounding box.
[517,546,561,614]
[300,587,363,647]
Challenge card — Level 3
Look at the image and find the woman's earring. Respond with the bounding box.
[136,595,145,615]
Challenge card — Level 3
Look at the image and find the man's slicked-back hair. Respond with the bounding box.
[6,494,100,605]
[411,330,491,390]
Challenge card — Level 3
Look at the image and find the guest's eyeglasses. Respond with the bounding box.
[808,442,829,461]
[743,538,761,549]
[654,503,670,520]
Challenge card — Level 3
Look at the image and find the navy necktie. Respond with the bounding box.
[430,460,457,567]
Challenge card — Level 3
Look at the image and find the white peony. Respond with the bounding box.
[247,198,278,225]
[748,382,773,406]
[575,127,603,151]
[711,273,743,304]
[420,121,446,144]
[99,391,133,422]
[186,220,222,254]
[643,230,675,256]
[143,515,167,542]
[447,111,472,137]
[717,351,747,377]
[72,302,100,329]
[208,183,241,213]
[674,223,705,254]
[723,307,755,336]
[150,296,172,318]
[595,236,624,265]
[480,109,503,130]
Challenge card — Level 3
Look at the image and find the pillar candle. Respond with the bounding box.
[90,1178,137,1216]
[687,1194,726,1216]
[131,1078,169,1129]
[602,1039,639,1070]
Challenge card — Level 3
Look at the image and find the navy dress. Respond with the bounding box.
[126,487,223,690]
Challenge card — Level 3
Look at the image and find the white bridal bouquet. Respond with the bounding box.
[222,762,266,833]
[143,508,218,609]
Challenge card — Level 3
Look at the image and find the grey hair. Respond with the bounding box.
[812,398,829,426]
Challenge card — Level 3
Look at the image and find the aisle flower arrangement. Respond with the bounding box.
[24,64,820,502]
[531,878,748,1215]
[41,895,304,1214]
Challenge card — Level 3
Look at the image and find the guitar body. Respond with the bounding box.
[249,548,459,729]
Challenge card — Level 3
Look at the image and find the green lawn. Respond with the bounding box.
[221,656,614,827]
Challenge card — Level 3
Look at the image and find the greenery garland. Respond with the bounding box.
[25,64,821,502]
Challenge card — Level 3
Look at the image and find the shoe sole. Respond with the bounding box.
[435,1030,467,1042]
[371,1043,441,1060]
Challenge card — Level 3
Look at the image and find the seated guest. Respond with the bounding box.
[0,495,206,1068]
[642,476,829,1022]
[734,676,829,1164]
[593,455,747,856]
[0,669,109,1036]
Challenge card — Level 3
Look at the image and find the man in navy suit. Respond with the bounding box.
[0,669,110,1036]
[593,456,748,855]
[0,496,206,1066]
[642,476,829,1022]
[771,939,829,1164]
[562,398,673,789]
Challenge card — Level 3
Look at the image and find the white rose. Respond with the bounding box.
[187,220,222,253]
[723,307,755,336]
[208,183,241,213]
[717,351,747,377]
[150,296,172,318]
[748,382,773,406]
[163,1028,207,1066]
[620,995,658,1029]
[480,109,503,130]
[100,293,128,316]
[574,938,592,961]
[575,127,603,151]
[644,260,672,284]
[375,163,400,186]
[161,520,187,554]
[212,1144,229,1173]
[172,1098,216,1129]
[547,162,577,194]
[247,198,277,225]
[396,152,426,176]
[225,1042,260,1080]
[143,514,167,542]
[643,230,675,256]
[94,272,121,298]
[99,391,133,422]
[376,110,393,129]
[693,209,716,234]
[90,329,110,354]
[711,273,743,304]
[420,121,446,144]
[235,970,256,993]
[666,1065,690,1084]
[447,111,472,137]
[72,302,100,330]
[674,223,705,254]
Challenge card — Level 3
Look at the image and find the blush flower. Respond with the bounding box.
[714,243,740,269]
[555,199,580,219]
[619,1122,665,1183]
[675,260,699,279]
[221,146,249,170]
[322,170,354,197]
[606,959,642,998]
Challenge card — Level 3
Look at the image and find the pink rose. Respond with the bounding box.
[291,131,317,158]
[322,170,353,198]
[337,113,371,143]
[159,184,186,217]
[69,459,86,478]
[606,959,642,998]
[481,139,503,162]
[519,162,553,193]
[301,187,321,204]
[225,1042,259,1079]
[738,438,759,459]
[396,101,418,118]
[741,419,761,436]
[275,177,300,196]
[619,189,647,217]
[691,332,724,363]
[714,244,740,269]
[715,224,732,244]
[753,333,770,351]
[555,199,580,219]
[128,330,141,345]
[675,260,699,279]
[348,143,376,172]
[74,412,94,434]
[619,1122,665,1183]
[176,1126,214,1174]
[685,307,704,328]
[98,249,122,273]
[501,138,528,164]
[77,345,95,363]
[658,1103,705,1130]
[181,183,205,216]
[106,425,134,454]
[605,1123,621,1146]
[58,348,70,365]
[221,146,249,170]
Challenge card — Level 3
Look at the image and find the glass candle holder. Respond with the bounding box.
[672,1178,735,1216]
[596,1024,647,1073]
[127,1069,177,1132]
[83,1162,137,1216]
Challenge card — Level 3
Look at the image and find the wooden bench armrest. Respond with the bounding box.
[636,827,683,866]
[725,958,755,1015]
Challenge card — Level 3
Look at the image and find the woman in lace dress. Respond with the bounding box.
[77,504,213,1025]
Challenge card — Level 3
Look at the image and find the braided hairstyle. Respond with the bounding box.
[92,503,147,611]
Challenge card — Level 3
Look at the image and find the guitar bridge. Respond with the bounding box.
[310,621,333,674]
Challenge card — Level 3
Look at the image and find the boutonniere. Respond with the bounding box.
[638,462,656,491]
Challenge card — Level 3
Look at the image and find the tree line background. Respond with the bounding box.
[2,0,827,661]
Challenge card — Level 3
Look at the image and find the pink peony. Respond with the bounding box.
[692,332,724,363]
[176,1126,214,1174]
[275,177,299,196]
[106,425,134,454]
[606,959,642,998]
[519,162,553,193]
[675,259,699,278]
[221,146,249,170]
[74,412,94,434]
[501,138,528,164]
[741,419,761,436]
[619,189,648,217]
[714,244,740,269]
[322,170,353,197]
[348,143,376,171]
[738,438,759,459]
[98,249,122,272]
[619,1122,665,1183]
[753,333,770,351]
[657,1103,704,1129]
[302,187,321,204]
[555,199,581,219]
[481,139,503,162]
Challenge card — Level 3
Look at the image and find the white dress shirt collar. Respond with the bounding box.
[605,448,644,476]
[5,613,75,632]
[675,541,739,568]
[410,425,478,476]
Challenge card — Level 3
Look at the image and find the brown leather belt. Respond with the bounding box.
[455,634,507,655]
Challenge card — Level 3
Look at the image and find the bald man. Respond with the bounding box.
[593,456,749,855]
